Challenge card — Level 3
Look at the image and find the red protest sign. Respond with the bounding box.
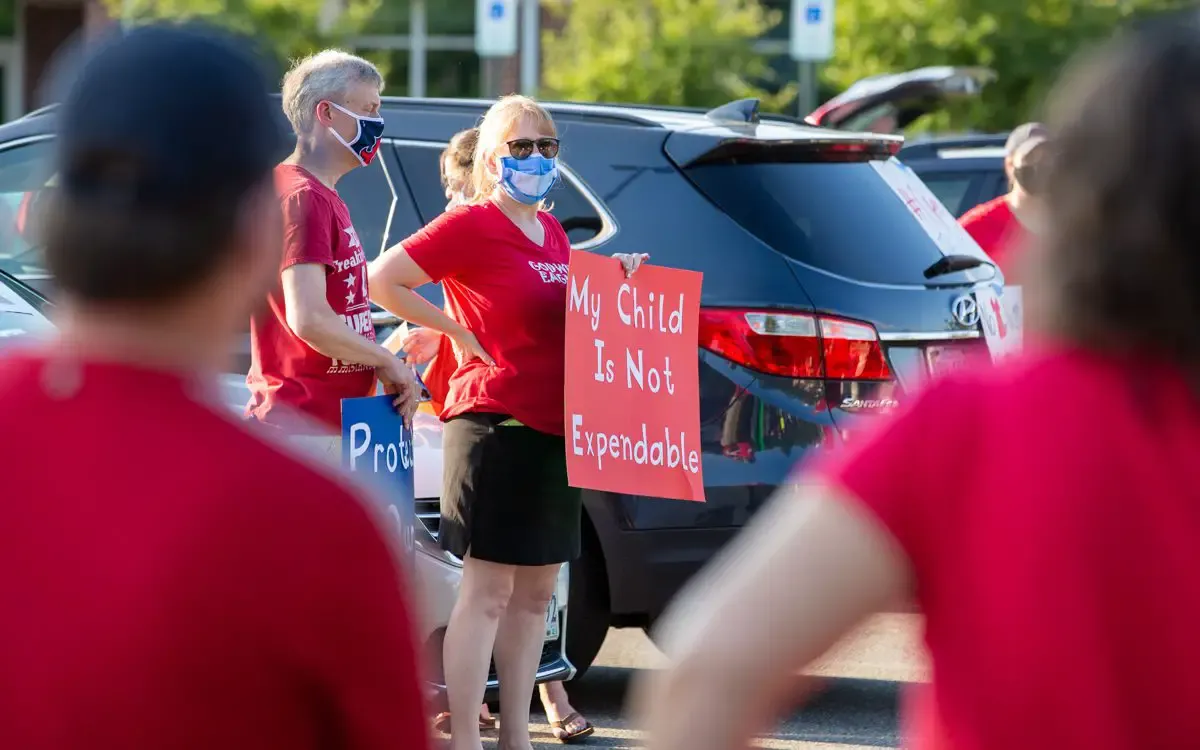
[563,251,705,502]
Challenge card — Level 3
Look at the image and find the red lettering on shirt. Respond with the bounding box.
[247,164,378,433]
[403,203,571,436]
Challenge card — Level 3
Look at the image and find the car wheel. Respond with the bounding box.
[565,523,610,680]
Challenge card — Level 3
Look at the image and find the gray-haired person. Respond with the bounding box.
[247,49,418,436]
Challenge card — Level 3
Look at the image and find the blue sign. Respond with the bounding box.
[791,0,834,61]
[341,395,416,564]
[489,0,504,19]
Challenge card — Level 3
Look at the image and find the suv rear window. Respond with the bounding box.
[686,160,994,285]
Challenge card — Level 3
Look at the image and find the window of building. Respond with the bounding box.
[427,50,480,98]
[0,1,15,38]
[428,0,474,35]
[370,0,411,34]
[758,0,791,41]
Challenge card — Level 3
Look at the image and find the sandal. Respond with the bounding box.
[432,711,496,733]
[549,712,594,743]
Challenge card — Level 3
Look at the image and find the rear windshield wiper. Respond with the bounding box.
[923,254,994,279]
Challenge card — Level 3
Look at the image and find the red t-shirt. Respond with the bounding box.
[958,196,1028,283]
[247,164,378,434]
[814,346,1200,750]
[403,202,571,436]
[0,348,429,750]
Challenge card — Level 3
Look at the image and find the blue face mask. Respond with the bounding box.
[327,102,385,166]
[498,154,558,205]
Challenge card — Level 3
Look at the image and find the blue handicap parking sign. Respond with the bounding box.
[490,1,505,19]
[806,3,822,23]
[341,395,416,564]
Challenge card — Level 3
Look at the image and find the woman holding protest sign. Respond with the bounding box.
[368,96,645,750]
[400,125,596,743]
[632,20,1200,750]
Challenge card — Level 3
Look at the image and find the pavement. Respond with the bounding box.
[462,613,927,749]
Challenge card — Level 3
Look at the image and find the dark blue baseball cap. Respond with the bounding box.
[54,22,287,211]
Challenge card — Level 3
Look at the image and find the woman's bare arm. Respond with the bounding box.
[367,246,464,335]
[369,245,495,366]
[630,479,912,750]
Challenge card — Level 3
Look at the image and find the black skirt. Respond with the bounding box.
[440,412,582,566]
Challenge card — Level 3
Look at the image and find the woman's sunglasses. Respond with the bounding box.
[506,137,560,160]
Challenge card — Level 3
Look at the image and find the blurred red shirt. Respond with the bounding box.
[817,345,1200,750]
[0,349,429,750]
[247,164,378,434]
[959,196,1028,283]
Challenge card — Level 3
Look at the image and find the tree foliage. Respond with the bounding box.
[826,0,1196,133]
[541,0,795,111]
[106,0,383,78]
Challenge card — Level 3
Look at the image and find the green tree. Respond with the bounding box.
[541,0,795,111]
[107,0,384,78]
[827,0,1195,133]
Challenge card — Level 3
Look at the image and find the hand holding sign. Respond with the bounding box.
[564,251,704,502]
[613,252,650,277]
[377,357,420,427]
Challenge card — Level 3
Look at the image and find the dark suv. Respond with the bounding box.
[0,96,995,676]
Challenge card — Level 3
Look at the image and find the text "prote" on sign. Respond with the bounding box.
[348,422,413,473]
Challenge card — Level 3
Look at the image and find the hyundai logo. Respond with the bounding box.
[951,294,980,328]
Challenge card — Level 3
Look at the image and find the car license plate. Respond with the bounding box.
[544,593,559,641]
[925,345,969,377]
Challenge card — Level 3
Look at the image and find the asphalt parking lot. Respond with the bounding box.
[469,613,927,749]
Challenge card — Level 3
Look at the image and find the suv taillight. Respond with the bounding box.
[698,308,892,380]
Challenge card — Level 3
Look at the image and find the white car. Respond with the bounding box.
[3,271,574,702]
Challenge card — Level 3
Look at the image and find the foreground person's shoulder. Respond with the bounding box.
[202,412,394,528]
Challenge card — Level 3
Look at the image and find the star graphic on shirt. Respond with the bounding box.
[346,286,357,305]
[344,270,357,288]
[344,226,362,250]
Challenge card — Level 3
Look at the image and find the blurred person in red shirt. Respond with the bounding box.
[246,50,417,434]
[0,24,430,750]
[633,21,1200,750]
[958,122,1049,284]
